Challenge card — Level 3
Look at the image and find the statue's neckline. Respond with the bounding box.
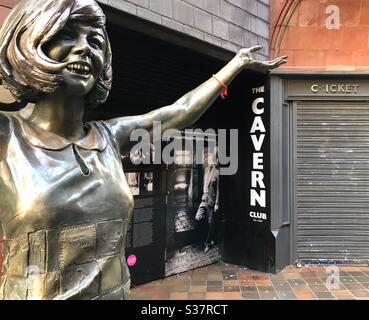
[14,113,107,152]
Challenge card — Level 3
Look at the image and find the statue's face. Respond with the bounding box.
[43,20,106,96]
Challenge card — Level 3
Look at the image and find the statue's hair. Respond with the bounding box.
[0,0,112,108]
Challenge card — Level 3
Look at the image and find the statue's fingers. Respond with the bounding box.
[277,58,288,65]
[274,60,287,67]
[268,57,288,68]
[276,55,288,60]
[270,56,288,64]
[248,45,263,53]
[278,57,288,64]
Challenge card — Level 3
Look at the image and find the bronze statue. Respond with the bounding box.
[0,0,287,300]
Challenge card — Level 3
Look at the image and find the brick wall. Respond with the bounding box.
[0,3,12,26]
[0,1,271,60]
[271,0,369,71]
[0,0,19,21]
[98,0,270,60]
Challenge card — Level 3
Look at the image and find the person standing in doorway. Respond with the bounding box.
[196,149,220,253]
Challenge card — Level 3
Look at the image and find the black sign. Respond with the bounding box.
[221,72,274,273]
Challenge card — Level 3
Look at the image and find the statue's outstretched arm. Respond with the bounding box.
[106,46,287,155]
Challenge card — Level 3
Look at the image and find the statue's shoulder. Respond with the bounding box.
[91,119,124,142]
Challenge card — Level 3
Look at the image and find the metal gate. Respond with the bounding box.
[295,101,369,263]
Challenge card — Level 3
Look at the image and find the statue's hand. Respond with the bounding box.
[235,45,288,73]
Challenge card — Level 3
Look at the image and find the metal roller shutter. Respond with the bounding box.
[296,101,369,263]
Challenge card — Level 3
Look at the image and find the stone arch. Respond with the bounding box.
[271,0,301,59]
[271,0,369,71]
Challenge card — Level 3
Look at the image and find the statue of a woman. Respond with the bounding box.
[0,0,287,300]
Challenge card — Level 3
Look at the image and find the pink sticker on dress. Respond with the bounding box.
[127,255,137,267]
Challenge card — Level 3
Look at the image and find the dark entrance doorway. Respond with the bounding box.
[84,22,270,285]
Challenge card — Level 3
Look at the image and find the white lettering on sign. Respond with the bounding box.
[252,86,265,94]
[253,153,264,170]
[251,134,265,152]
[311,84,360,94]
[252,97,265,115]
[326,5,340,30]
[250,117,266,134]
[250,190,266,208]
[249,211,267,221]
[251,171,265,189]
[250,95,266,212]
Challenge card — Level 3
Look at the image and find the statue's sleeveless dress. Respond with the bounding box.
[0,112,134,300]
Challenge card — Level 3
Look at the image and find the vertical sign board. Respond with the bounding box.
[124,163,167,286]
[222,74,275,273]
[246,78,274,272]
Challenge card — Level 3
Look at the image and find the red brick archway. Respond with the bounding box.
[271,0,301,62]
[0,0,20,23]
[271,0,369,71]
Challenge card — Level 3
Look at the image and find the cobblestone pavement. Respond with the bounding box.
[131,262,369,300]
